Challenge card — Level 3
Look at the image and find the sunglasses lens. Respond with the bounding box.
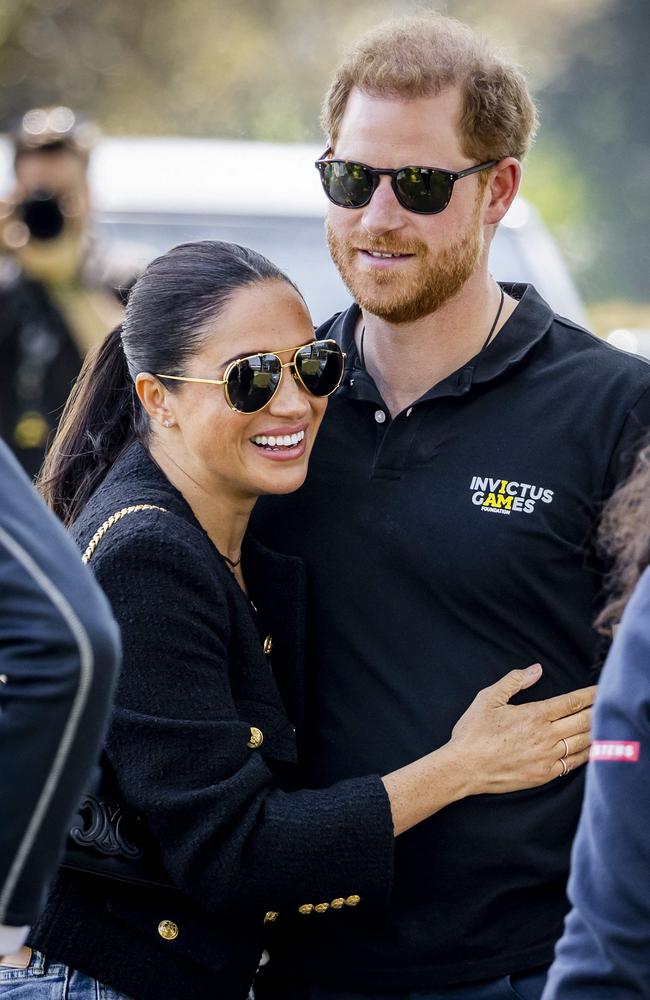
[395,167,452,214]
[295,341,344,397]
[227,354,282,412]
[320,160,373,208]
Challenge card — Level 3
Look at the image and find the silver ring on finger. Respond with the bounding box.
[561,737,569,759]
[559,756,568,777]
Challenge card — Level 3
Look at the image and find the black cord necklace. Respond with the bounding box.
[358,285,506,368]
[220,552,241,572]
[479,285,505,353]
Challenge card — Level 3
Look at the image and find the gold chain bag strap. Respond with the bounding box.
[82,504,167,564]
[63,502,175,889]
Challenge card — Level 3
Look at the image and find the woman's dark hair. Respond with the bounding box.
[596,435,650,635]
[39,240,301,525]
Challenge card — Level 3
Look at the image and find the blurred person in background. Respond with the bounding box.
[252,12,650,1000]
[0,437,120,973]
[543,440,650,999]
[0,106,137,478]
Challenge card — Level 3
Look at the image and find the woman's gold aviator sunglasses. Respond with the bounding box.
[155,339,346,414]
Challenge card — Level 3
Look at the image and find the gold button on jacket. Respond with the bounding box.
[298,896,359,915]
[158,920,179,941]
[264,911,278,924]
[263,635,273,655]
[247,726,264,749]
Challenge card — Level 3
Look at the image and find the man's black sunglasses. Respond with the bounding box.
[315,150,498,216]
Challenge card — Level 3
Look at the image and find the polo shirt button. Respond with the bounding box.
[374,410,386,424]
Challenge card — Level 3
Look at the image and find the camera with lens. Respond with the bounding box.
[17,190,66,241]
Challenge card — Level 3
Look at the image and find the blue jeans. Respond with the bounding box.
[0,949,133,999]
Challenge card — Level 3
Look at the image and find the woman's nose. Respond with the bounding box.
[268,365,311,417]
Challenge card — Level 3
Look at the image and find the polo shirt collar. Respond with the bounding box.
[335,283,554,404]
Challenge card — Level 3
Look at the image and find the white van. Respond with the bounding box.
[1,136,586,327]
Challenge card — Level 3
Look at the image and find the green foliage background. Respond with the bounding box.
[0,0,647,303]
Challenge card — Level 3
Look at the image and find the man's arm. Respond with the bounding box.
[0,440,120,945]
[603,384,650,495]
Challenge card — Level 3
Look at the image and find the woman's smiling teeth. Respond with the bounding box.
[251,430,305,450]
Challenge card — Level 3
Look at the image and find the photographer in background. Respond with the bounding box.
[0,107,137,477]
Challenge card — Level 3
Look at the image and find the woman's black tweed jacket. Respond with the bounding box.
[30,443,394,1000]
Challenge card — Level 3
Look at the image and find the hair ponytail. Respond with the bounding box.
[39,324,138,525]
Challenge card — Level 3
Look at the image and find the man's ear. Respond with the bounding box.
[483,158,521,226]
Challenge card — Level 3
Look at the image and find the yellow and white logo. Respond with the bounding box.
[470,476,554,516]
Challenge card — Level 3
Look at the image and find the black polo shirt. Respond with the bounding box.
[252,285,650,991]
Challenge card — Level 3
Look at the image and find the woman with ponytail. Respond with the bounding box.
[4,240,593,1000]
[544,442,650,999]
[40,323,138,526]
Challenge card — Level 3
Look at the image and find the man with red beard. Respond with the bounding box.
[253,13,650,1000]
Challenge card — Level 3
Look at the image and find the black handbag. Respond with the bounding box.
[62,504,174,889]
[62,758,174,889]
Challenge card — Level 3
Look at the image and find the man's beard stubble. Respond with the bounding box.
[326,198,484,324]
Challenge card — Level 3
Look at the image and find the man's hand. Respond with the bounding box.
[450,664,595,795]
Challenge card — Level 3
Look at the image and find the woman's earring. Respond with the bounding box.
[163,418,172,428]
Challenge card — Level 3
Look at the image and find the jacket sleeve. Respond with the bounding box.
[0,441,121,928]
[543,568,650,1000]
[93,522,394,916]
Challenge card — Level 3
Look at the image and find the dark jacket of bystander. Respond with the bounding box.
[0,438,120,937]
